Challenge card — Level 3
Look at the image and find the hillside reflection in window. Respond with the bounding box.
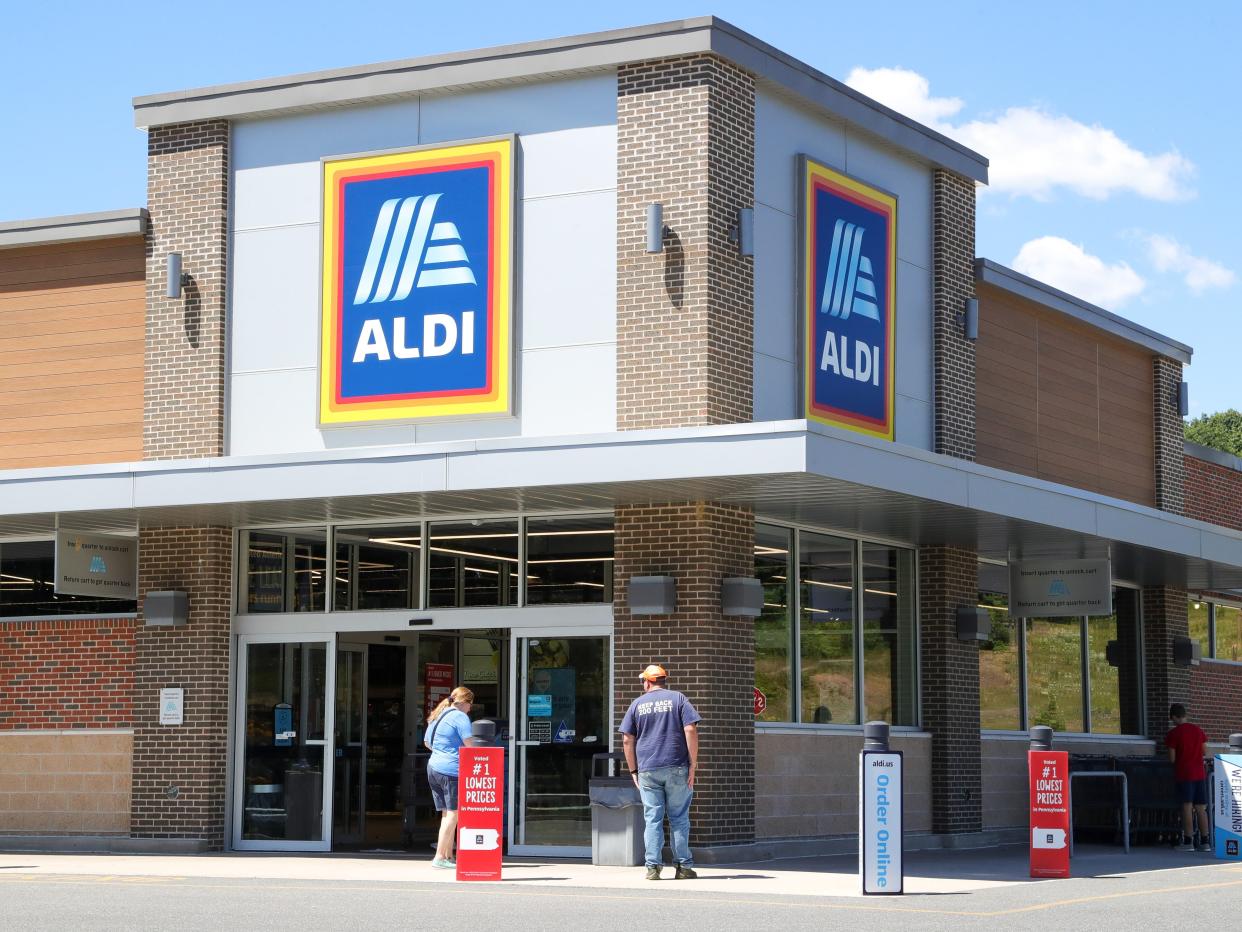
[427,520,518,608]
[525,516,613,604]
[333,525,420,611]
[0,540,136,617]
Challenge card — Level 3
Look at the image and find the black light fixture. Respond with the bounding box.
[728,208,755,257]
[646,204,669,254]
[629,575,676,615]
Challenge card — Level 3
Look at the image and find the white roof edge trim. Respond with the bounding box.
[0,208,149,250]
[130,18,986,181]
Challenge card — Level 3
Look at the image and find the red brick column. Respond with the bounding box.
[130,527,232,847]
[613,503,755,849]
[1143,586,1189,747]
[1153,357,1185,515]
[144,120,229,460]
[933,171,977,460]
[918,545,981,833]
[134,118,233,848]
[616,55,754,429]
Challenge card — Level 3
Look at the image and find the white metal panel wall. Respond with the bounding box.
[228,76,617,456]
[753,90,934,450]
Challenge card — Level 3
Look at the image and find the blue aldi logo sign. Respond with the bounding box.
[319,138,513,425]
[800,157,896,440]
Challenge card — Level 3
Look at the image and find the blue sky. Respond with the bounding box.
[4,1,1238,414]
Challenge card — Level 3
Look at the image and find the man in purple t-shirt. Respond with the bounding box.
[620,664,701,881]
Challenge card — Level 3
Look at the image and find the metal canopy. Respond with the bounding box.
[2,421,1239,591]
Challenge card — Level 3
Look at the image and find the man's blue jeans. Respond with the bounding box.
[637,765,693,868]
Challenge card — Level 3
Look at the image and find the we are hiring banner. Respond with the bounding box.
[800,156,897,441]
[319,137,514,426]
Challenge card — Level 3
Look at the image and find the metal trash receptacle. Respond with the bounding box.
[589,752,644,866]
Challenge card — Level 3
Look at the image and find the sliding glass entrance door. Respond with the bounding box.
[233,636,334,851]
[510,633,610,856]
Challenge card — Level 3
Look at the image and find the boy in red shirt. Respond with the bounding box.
[1166,703,1210,851]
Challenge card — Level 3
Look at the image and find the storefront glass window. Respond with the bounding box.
[978,581,1020,731]
[799,532,855,725]
[427,520,519,608]
[525,515,614,605]
[754,525,793,723]
[1216,604,1242,662]
[1025,617,1085,733]
[1188,599,1210,655]
[332,525,420,611]
[242,529,328,613]
[861,545,916,726]
[0,540,137,618]
[1087,613,1121,734]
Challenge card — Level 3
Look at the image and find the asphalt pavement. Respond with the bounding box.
[1,843,1237,931]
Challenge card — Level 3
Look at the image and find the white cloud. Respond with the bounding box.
[1145,234,1236,293]
[845,67,1194,201]
[1012,236,1146,308]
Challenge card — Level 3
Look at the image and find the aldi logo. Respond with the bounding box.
[800,157,896,440]
[319,139,513,425]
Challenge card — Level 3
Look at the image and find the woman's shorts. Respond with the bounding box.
[428,766,458,811]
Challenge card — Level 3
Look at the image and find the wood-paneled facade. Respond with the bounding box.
[975,280,1156,506]
[0,236,145,469]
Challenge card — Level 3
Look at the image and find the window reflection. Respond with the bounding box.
[427,520,518,608]
[0,540,136,617]
[525,516,614,605]
[333,525,420,611]
[242,529,327,613]
[754,525,792,723]
[799,532,855,725]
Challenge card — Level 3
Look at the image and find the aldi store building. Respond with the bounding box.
[1,18,1241,858]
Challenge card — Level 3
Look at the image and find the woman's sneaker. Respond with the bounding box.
[431,857,455,869]
[1176,838,1195,851]
[1198,841,1213,852]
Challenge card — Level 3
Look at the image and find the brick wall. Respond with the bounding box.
[0,618,136,729]
[613,503,755,848]
[1184,453,1242,530]
[1143,586,1189,746]
[918,545,981,833]
[144,120,229,460]
[1153,357,1185,514]
[616,55,754,429]
[130,526,231,847]
[1189,661,1242,743]
[933,171,977,460]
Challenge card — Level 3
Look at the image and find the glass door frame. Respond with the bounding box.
[506,624,613,858]
[231,632,338,852]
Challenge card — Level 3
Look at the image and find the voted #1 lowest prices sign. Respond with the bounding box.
[1029,750,1070,878]
[457,746,504,881]
[859,750,902,894]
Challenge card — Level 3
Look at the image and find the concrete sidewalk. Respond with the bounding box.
[0,843,1224,898]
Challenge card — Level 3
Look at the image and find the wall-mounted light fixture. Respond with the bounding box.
[646,204,670,254]
[1177,380,1189,418]
[145,590,189,627]
[1172,634,1201,667]
[629,575,676,615]
[166,252,183,299]
[963,297,979,341]
[727,208,755,257]
[956,605,990,641]
[721,577,763,616]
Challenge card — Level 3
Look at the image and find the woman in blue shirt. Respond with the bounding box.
[425,686,480,868]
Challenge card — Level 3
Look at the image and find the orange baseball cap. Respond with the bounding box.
[640,664,668,681]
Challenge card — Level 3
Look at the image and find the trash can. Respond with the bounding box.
[589,752,644,866]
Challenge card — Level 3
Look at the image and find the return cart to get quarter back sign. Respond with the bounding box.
[800,157,897,441]
[319,138,514,425]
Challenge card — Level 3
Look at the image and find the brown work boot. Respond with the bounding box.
[674,863,697,879]
[645,865,662,880]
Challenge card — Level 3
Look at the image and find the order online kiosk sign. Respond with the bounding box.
[319,138,513,425]
[800,157,897,441]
